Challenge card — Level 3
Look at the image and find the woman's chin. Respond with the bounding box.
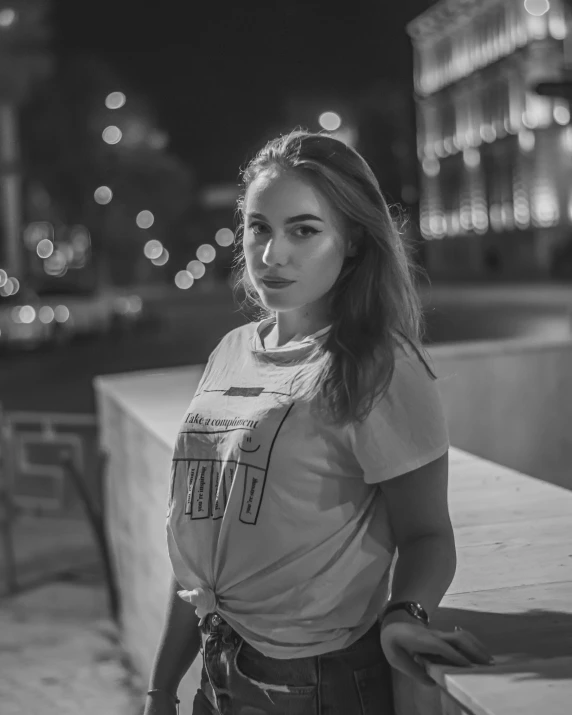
[259,294,294,310]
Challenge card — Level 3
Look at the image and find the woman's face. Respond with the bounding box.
[243,169,352,319]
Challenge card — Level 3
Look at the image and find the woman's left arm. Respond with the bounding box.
[381,451,456,616]
[379,451,494,685]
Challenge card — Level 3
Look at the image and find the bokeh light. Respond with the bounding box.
[463,148,480,168]
[0,8,16,27]
[102,126,122,144]
[151,249,169,266]
[10,277,19,295]
[105,91,126,109]
[70,226,91,251]
[128,296,143,313]
[524,0,550,17]
[11,307,22,323]
[518,129,536,152]
[554,105,570,125]
[0,277,14,296]
[136,210,155,229]
[94,186,113,205]
[422,157,440,177]
[23,221,53,250]
[186,260,206,279]
[215,228,234,247]
[175,270,194,289]
[318,111,342,131]
[0,269,7,288]
[54,305,70,323]
[196,244,216,263]
[37,238,54,259]
[144,239,163,260]
[44,251,67,276]
[39,306,55,324]
[19,306,36,324]
[59,244,75,263]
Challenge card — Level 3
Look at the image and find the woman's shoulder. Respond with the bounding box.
[211,321,260,353]
[387,334,437,389]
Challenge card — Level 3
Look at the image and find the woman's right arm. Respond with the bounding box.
[143,574,202,714]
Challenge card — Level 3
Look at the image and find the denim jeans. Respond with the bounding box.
[191,613,394,715]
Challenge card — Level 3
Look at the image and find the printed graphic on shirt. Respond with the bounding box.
[170,386,293,525]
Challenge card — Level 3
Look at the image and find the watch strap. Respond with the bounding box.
[382,600,429,626]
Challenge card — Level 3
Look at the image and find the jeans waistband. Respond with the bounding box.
[200,613,381,658]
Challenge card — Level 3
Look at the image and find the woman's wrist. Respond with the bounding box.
[147,688,180,705]
[380,609,429,631]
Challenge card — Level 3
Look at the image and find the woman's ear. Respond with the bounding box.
[346,225,363,258]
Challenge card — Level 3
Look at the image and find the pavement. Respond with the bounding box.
[0,514,144,715]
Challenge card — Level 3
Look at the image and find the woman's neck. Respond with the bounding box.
[264,310,330,349]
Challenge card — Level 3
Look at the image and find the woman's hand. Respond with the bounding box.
[380,620,494,687]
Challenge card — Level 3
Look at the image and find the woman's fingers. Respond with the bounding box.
[436,629,494,665]
[416,637,474,668]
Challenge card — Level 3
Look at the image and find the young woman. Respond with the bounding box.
[144,131,493,715]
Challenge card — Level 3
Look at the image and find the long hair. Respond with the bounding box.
[232,129,436,426]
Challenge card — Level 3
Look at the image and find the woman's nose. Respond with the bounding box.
[262,235,289,266]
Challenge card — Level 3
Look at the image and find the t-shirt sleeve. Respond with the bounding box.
[194,335,227,395]
[349,347,450,484]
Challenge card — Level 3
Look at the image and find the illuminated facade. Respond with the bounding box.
[407,0,572,280]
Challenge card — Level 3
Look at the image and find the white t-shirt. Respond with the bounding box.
[166,318,449,658]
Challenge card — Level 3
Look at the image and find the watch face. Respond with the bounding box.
[407,602,428,623]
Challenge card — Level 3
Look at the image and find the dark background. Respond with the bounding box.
[53,0,428,183]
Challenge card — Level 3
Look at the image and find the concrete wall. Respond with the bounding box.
[95,376,203,709]
[429,336,572,491]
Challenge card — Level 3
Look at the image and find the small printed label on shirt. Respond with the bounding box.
[224,387,265,397]
[240,465,266,524]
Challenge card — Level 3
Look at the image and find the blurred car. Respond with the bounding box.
[36,286,146,338]
[0,288,68,351]
[0,286,146,351]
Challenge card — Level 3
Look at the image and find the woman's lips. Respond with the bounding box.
[261,278,295,289]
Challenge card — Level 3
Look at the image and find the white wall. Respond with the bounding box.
[95,375,203,711]
[429,336,572,491]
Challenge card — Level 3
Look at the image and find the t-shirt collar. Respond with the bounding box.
[251,317,331,359]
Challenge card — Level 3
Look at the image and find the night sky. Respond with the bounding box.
[53,0,430,183]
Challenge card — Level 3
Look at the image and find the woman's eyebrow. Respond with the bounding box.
[247,212,324,223]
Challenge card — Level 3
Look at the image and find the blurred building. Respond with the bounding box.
[408,0,572,281]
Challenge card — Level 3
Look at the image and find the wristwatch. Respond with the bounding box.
[382,601,429,627]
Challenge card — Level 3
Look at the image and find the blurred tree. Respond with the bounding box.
[355,80,425,269]
[356,80,419,209]
[0,0,52,278]
[20,53,196,286]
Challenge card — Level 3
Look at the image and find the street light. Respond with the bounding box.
[102,126,122,144]
[524,0,550,17]
[94,186,113,205]
[136,210,154,229]
[0,8,17,27]
[144,239,163,260]
[318,111,342,131]
[196,244,216,263]
[105,92,126,109]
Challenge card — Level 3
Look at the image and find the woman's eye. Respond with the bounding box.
[248,222,267,235]
[295,225,319,238]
